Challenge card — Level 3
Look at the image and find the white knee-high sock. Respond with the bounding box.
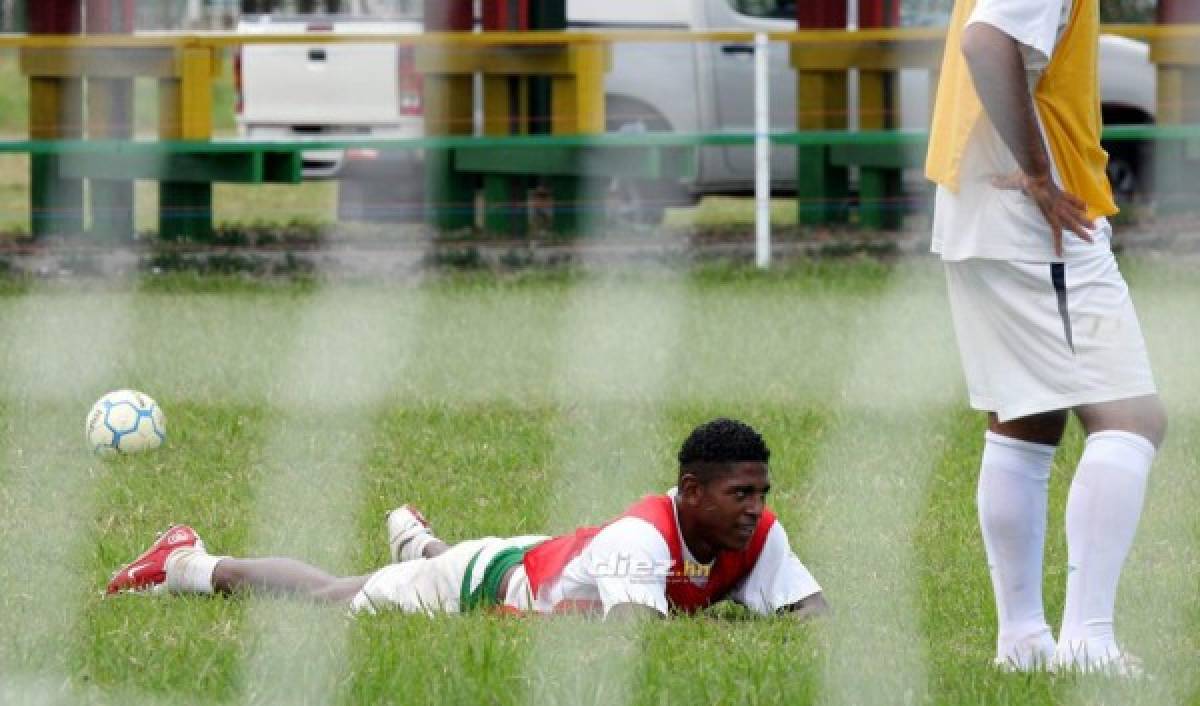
[1057,430,1155,665]
[978,431,1057,665]
[165,547,223,595]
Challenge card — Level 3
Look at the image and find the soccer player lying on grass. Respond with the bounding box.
[106,418,829,620]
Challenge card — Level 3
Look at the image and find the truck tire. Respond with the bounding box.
[1101,105,1153,205]
[605,97,693,226]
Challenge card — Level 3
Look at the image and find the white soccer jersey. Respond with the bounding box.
[931,0,1109,263]
[522,490,822,617]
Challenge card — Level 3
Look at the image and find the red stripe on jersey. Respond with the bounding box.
[523,495,775,614]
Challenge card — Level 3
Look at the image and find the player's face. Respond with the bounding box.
[693,462,771,552]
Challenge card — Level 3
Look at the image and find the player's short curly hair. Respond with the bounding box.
[677,418,770,480]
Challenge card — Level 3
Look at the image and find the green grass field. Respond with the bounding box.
[0,260,1198,705]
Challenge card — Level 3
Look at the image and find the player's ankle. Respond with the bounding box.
[166,548,222,595]
[422,538,451,559]
[401,533,437,562]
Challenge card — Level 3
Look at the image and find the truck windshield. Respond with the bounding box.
[240,0,422,19]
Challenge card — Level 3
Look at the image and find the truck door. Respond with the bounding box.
[703,0,798,185]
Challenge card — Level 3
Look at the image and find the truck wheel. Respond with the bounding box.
[605,98,692,227]
[1103,139,1147,205]
[604,177,670,226]
[1101,106,1153,205]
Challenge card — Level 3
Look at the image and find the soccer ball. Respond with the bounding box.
[86,389,166,456]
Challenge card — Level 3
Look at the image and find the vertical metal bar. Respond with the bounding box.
[755,32,770,269]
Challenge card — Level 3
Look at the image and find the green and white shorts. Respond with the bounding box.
[351,535,548,616]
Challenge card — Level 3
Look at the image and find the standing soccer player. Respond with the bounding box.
[926,0,1167,673]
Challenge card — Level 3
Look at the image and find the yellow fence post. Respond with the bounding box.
[547,41,607,233]
[28,74,84,236]
[856,67,900,230]
[422,0,476,231]
[481,66,528,234]
[158,44,218,240]
[416,37,610,236]
[423,68,476,231]
[551,43,606,135]
[793,63,850,226]
[790,28,943,229]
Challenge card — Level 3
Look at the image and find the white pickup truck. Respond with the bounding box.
[236,0,425,221]
[236,0,1157,223]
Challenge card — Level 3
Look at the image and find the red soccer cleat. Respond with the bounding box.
[106,524,203,595]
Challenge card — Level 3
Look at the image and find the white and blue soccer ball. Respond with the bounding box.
[86,389,166,456]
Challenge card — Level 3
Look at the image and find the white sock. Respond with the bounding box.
[978,431,1057,666]
[399,533,435,563]
[1057,430,1155,665]
[165,547,224,595]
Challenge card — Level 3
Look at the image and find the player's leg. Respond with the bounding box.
[1055,394,1166,671]
[387,504,449,561]
[352,537,496,615]
[989,410,1069,447]
[106,526,367,604]
[979,409,1067,670]
[1076,393,1167,449]
[944,260,1069,669]
[1042,246,1162,673]
[211,557,370,602]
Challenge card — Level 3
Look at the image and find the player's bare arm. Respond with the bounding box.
[781,591,829,620]
[960,21,1094,256]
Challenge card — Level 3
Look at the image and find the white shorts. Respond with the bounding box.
[944,253,1157,422]
[350,535,548,616]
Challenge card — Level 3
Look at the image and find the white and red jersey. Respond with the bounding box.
[518,489,821,617]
